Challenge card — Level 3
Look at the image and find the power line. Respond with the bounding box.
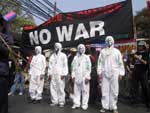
[10,0,63,22]
[9,0,46,21]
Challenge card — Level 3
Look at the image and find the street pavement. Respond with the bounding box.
[8,90,149,113]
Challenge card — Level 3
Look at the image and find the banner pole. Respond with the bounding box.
[129,0,135,39]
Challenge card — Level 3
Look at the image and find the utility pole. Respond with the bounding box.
[53,0,56,16]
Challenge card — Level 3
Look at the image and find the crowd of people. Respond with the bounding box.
[1,34,150,113]
[7,36,150,113]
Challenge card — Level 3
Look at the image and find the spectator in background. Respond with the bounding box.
[67,48,77,101]
[8,59,16,92]
[126,50,137,103]
[8,52,25,96]
[89,47,99,104]
[132,41,150,112]
[68,48,77,75]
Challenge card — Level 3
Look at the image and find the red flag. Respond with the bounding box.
[147,0,150,15]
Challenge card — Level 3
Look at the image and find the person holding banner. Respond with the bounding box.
[48,43,68,107]
[71,44,91,110]
[28,46,46,104]
[97,36,125,113]
[0,13,14,113]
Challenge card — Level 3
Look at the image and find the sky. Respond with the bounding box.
[35,0,147,25]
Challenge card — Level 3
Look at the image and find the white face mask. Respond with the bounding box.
[78,48,84,55]
[35,47,42,55]
[54,43,62,53]
[105,36,114,47]
[77,44,85,55]
[54,46,59,53]
[35,49,39,55]
[106,40,113,47]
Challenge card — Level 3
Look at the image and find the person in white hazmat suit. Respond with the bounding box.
[71,44,91,110]
[48,43,68,107]
[28,46,46,104]
[97,36,125,113]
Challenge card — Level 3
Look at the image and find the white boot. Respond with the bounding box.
[59,103,64,107]
[81,105,88,110]
[72,104,80,109]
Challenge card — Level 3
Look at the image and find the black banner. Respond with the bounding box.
[22,0,133,51]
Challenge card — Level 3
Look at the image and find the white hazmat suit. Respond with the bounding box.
[71,44,91,110]
[48,43,68,106]
[97,36,125,112]
[29,46,46,101]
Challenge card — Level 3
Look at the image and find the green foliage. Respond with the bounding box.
[0,0,21,15]
[12,17,35,33]
[0,0,35,33]
[134,8,150,38]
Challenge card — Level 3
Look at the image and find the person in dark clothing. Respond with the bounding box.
[126,50,140,104]
[132,41,150,112]
[0,14,13,113]
[89,47,99,104]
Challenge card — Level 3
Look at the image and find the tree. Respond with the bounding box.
[11,17,35,33]
[134,8,150,38]
[0,0,35,33]
[0,0,21,15]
